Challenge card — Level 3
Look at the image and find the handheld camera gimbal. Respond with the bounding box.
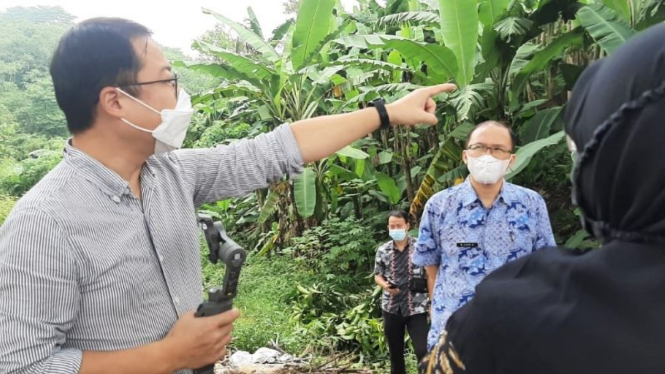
[193,214,247,374]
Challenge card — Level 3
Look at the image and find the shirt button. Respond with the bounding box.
[112,196,120,203]
[174,296,180,304]
[158,255,164,262]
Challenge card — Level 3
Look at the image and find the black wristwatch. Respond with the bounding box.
[368,98,391,131]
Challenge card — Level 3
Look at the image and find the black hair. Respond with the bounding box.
[388,210,410,225]
[465,120,518,151]
[49,17,152,134]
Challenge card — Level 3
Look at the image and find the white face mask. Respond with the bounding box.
[117,88,194,154]
[466,154,511,185]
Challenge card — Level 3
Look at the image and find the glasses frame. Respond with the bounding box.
[117,72,178,99]
[466,143,512,159]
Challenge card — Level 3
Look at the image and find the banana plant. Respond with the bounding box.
[176,1,381,246]
[398,0,582,222]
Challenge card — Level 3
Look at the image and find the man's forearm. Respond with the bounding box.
[80,340,178,374]
[374,274,389,289]
[290,107,382,164]
[425,265,438,300]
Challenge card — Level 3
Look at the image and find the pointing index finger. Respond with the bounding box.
[427,83,457,96]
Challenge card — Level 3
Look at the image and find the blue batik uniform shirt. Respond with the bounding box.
[413,177,556,350]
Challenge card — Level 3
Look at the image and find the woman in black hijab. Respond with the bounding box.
[418,23,665,374]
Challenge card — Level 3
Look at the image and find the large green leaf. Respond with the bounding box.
[505,131,565,180]
[335,57,407,73]
[438,164,468,185]
[246,7,263,38]
[438,0,479,86]
[577,3,636,55]
[302,18,353,69]
[294,167,317,218]
[635,0,665,30]
[512,28,584,97]
[193,41,277,81]
[449,122,475,141]
[292,0,336,71]
[379,151,394,164]
[335,145,370,159]
[307,66,345,85]
[450,82,494,121]
[508,42,541,77]
[343,83,422,106]
[257,182,287,224]
[272,23,297,107]
[202,8,280,62]
[333,34,404,48]
[494,16,533,42]
[376,172,401,205]
[478,0,510,27]
[411,134,463,220]
[328,165,356,181]
[271,20,294,42]
[379,11,439,25]
[381,37,458,81]
[520,107,563,143]
[480,26,501,73]
[602,0,630,23]
[173,61,265,89]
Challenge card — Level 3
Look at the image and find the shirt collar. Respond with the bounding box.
[63,139,156,201]
[460,176,515,208]
[388,236,417,251]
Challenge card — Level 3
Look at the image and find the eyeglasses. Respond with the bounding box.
[467,143,512,158]
[118,73,178,99]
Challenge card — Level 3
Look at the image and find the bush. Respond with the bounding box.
[0,195,17,225]
[0,152,61,196]
[284,217,380,291]
[280,217,392,361]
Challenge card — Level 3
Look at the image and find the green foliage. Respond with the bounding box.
[0,195,17,225]
[0,152,62,196]
[283,217,380,289]
[288,284,387,359]
[0,7,71,138]
[280,217,388,359]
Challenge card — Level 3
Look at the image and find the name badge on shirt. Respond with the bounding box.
[456,242,478,248]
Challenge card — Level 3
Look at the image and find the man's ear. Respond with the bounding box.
[99,87,125,119]
[462,150,468,164]
[508,153,517,169]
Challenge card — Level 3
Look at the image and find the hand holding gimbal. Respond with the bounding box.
[193,214,247,374]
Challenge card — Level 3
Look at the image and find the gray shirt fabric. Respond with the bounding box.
[0,124,303,374]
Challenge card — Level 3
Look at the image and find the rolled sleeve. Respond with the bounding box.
[413,199,442,267]
[175,123,305,206]
[0,208,82,374]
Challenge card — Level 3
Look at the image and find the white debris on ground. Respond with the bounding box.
[214,347,307,374]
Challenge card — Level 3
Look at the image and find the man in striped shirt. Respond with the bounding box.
[0,17,455,374]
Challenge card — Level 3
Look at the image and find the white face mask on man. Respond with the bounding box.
[466,154,511,185]
[116,88,194,154]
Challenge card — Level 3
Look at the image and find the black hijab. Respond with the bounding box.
[418,24,665,374]
[565,23,665,244]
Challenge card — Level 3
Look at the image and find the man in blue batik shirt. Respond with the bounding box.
[413,121,556,350]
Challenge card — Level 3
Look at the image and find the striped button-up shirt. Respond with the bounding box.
[0,124,303,374]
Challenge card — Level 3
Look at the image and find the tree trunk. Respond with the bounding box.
[402,129,415,205]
